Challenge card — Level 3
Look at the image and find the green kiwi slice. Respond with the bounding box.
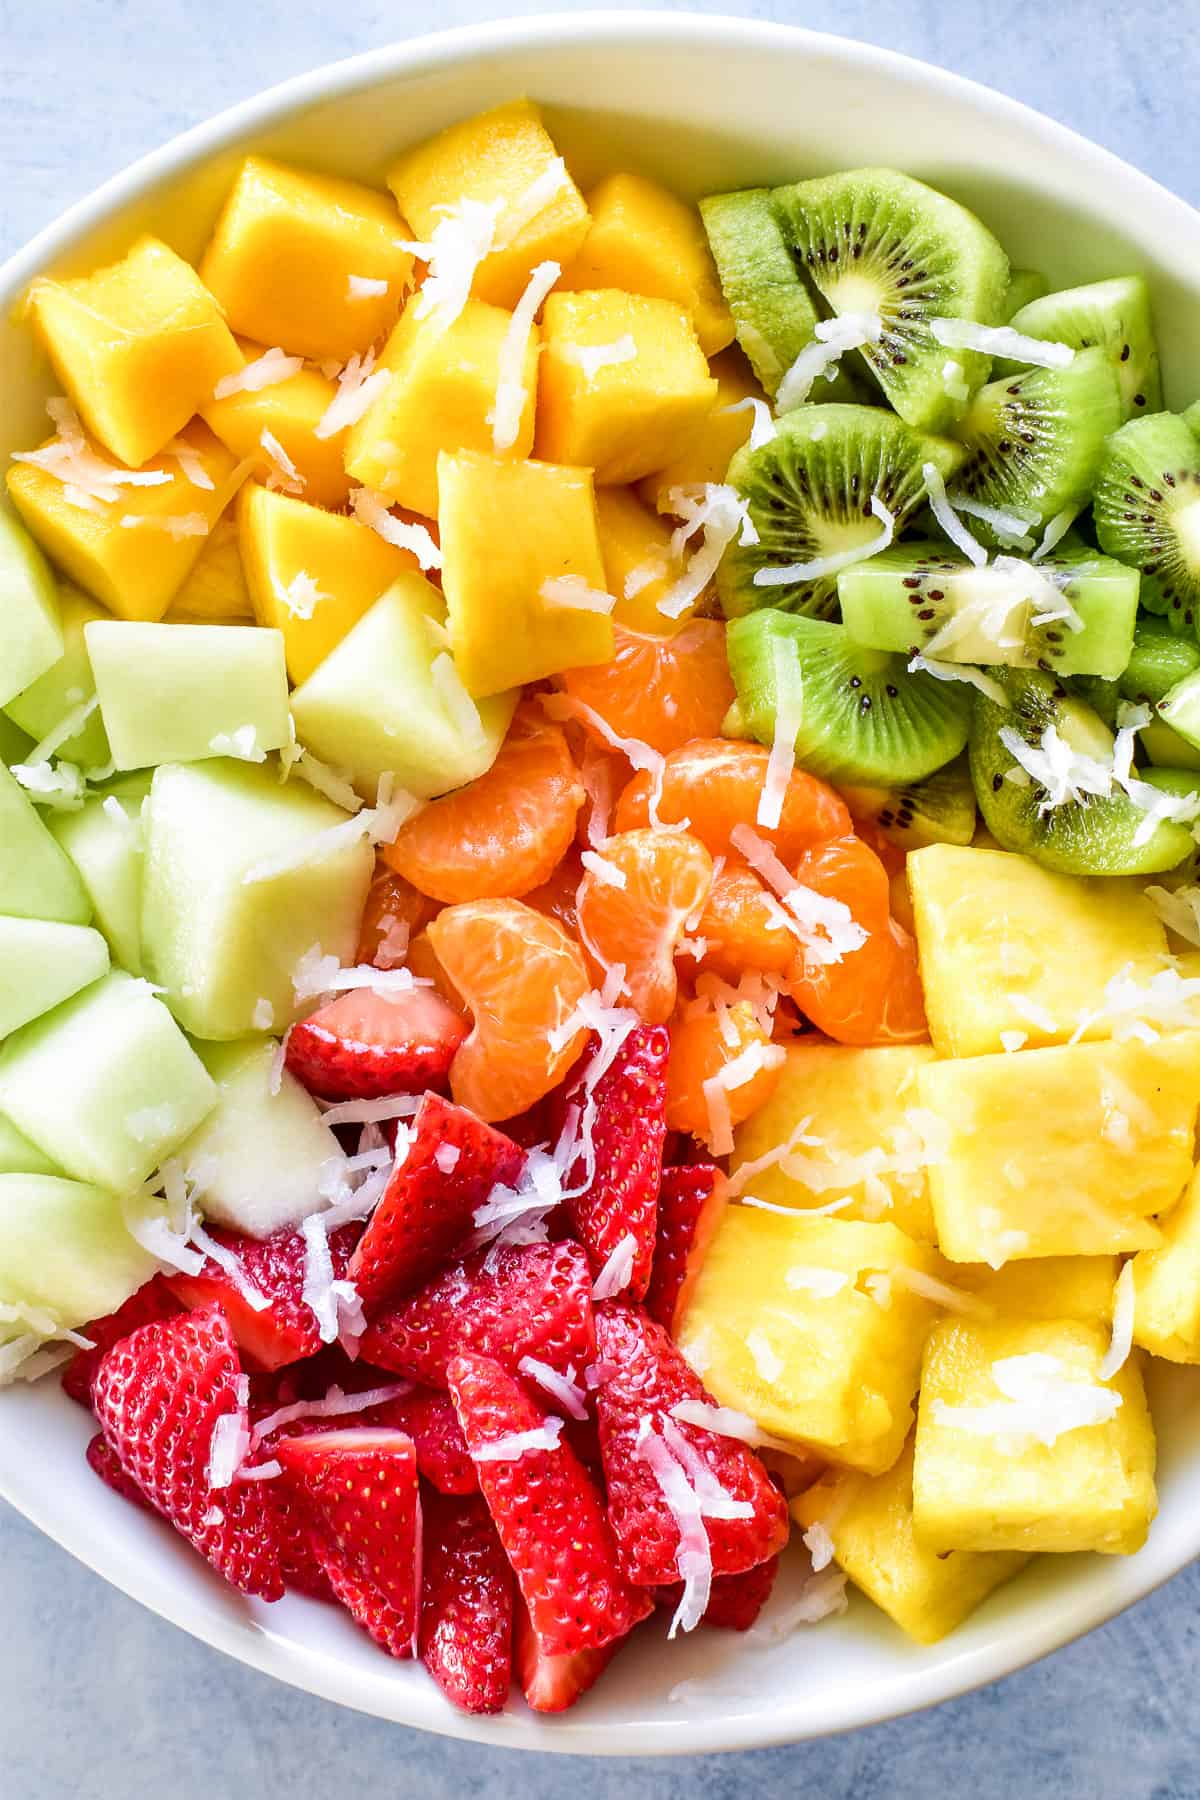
[969,667,1193,874]
[725,608,971,786]
[717,404,961,621]
[770,167,1009,433]
[1005,269,1049,319]
[838,754,977,849]
[1001,276,1161,422]
[1184,402,1200,442]
[1093,412,1200,634]
[952,346,1123,539]
[1119,616,1200,705]
[836,541,1137,676]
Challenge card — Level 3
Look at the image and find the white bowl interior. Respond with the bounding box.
[3,12,1200,1755]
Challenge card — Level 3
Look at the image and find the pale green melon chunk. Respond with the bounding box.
[49,774,150,972]
[290,575,517,800]
[0,917,109,1038]
[0,1174,158,1329]
[0,1109,61,1176]
[0,761,91,923]
[180,1037,346,1238]
[4,587,111,769]
[0,711,33,766]
[141,760,373,1040]
[84,620,291,772]
[0,509,63,711]
[0,970,217,1191]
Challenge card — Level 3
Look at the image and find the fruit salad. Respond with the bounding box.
[4,97,1200,1717]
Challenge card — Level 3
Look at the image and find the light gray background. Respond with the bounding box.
[2,3,1199,1795]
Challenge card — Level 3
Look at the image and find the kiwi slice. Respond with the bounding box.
[1005,269,1049,319]
[1093,412,1200,634]
[839,754,976,849]
[837,541,1137,676]
[717,404,961,621]
[952,346,1123,539]
[725,608,970,786]
[770,168,1009,433]
[1119,616,1200,705]
[969,667,1193,874]
[1002,277,1161,422]
[1184,401,1200,442]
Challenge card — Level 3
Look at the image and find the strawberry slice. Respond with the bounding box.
[643,1162,727,1333]
[420,1491,514,1714]
[85,1432,155,1511]
[347,1093,525,1310]
[167,1223,359,1372]
[448,1350,652,1656]
[383,1386,478,1494]
[514,1597,620,1713]
[91,1304,284,1600]
[557,1024,668,1301]
[593,1302,789,1587]
[655,1552,780,1631]
[276,1427,421,1656]
[62,1275,181,1408]
[360,1242,595,1388]
[285,986,468,1102]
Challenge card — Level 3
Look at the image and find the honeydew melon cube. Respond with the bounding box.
[0,760,91,923]
[0,918,109,1037]
[4,586,111,768]
[0,1110,62,1176]
[290,576,517,800]
[85,620,290,771]
[0,507,63,710]
[0,970,216,1192]
[180,1037,346,1238]
[141,760,373,1039]
[0,1173,159,1330]
[0,712,32,765]
[49,776,150,972]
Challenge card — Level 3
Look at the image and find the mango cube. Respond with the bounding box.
[1133,1166,1200,1361]
[3,585,110,769]
[0,509,63,711]
[344,298,536,518]
[793,1439,1028,1643]
[950,1256,1120,1322]
[0,760,91,924]
[676,1207,943,1473]
[594,487,687,633]
[730,1042,940,1241]
[908,846,1168,1056]
[199,156,412,361]
[387,100,590,311]
[636,347,763,514]
[28,237,241,468]
[169,513,253,622]
[919,1034,1200,1262]
[913,1316,1156,1554]
[537,290,718,485]
[439,450,612,697]
[7,420,242,622]
[202,341,351,509]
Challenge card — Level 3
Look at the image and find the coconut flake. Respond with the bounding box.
[400,197,504,333]
[803,1521,835,1572]
[491,260,559,451]
[745,1328,785,1382]
[757,638,799,829]
[250,1379,413,1447]
[291,946,422,1004]
[784,1265,849,1298]
[1009,993,1059,1033]
[636,1424,712,1637]
[752,494,894,587]
[472,1419,565,1462]
[1100,1262,1136,1380]
[945,491,1040,551]
[25,695,99,765]
[207,1376,252,1489]
[998,722,1116,814]
[931,1351,1121,1448]
[775,313,883,413]
[667,1398,794,1453]
[287,748,363,814]
[929,316,1076,369]
[908,654,1007,706]
[1145,884,1200,947]
[543,692,671,831]
[730,824,867,967]
[722,396,777,448]
[12,397,174,509]
[11,758,87,811]
[348,485,442,570]
[274,570,327,621]
[314,350,391,439]
[887,1264,995,1317]
[495,158,571,247]
[318,1093,423,1128]
[999,1029,1028,1053]
[579,849,627,888]
[518,1356,588,1421]
[119,511,209,539]
[209,724,266,762]
[1033,508,1081,563]
[923,461,987,566]
[657,484,757,620]
[540,575,616,616]
[433,1144,461,1175]
[241,774,419,883]
[347,274,389,299]
[560,333,638,385]
[591,1231,639,1300]
[214,347,303,399]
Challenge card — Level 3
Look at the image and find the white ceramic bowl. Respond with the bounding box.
[3,9,1200,1757]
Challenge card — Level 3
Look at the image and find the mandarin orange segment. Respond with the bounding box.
[382,706,584,903]
[692,863,796,982]
[878,920,930,1044]
[576,828,713,1025]
[665,998,784,1145]
[613,738,851,862]
[426,898,592,1121]
[523,849,583,936]
[560,618,734,757]
[357,865,440,968]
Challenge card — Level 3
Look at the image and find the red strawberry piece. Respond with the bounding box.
[643,1162,727,1333]
[347,1094,525,1310]
[62,1276,181,1408]
[556,1024,668,1301]
[655,1552,780,1632]
[276,1427,421,1656]
[383,1386,479,1494]
[513,1595,620,1713]
[420,1490,514,1713]
[271,1480,337,1602]
[85,1432,155,1512]
[91,1304,284,1599]
[286,986,467,1101]
[361,1241,595,1388]
[448,1350,652,1656]
[167,1223,360,1372]
[592,1301,789,1587]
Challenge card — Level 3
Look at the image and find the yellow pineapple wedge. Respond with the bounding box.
[950,1256,1119,1322]
[1133,1164,1200,1361]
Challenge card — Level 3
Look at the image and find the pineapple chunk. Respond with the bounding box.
[637,347,762,514]
[950,1256,1120,1322]
[1133,1165,1200,1361]
[730,1042,940,1242]
[202,340,351,510]
[908,846,1168,1056]
[170,514,253,621]
[913,1316,1156,1554]
[793,1438,1028,1643]
[919,1034,1200,1262]
[676,1207,943,1473]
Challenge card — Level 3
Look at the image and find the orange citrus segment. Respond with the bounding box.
[613,738,851,862]
[356,865,439,968]
[691,864,796,981]
[576,828,713,1025]
[560,618,734,756]
[665,999,784,1145]
[787,835,928,1046]
[523,849,583,936]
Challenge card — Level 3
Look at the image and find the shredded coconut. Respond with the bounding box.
[241,771,419,882]
[518,1356,588,1421]
[1033,507,1080,563]
[745,1327,784,1382]
[636,1423,713,1637]
[999,1029,1028,1053]
[315,349,391,438]
[491,259,559,450]
[579,849,627,888]
[207,1375,252,1489]
[1145,884,1200,947]
[561,332,637,385]
[908,654,1007,705]
[209,724,266,762]
[119,511,208,538]
[400,197,504,333]
[929,316,1076,368]
[730,824,867,967]
[10,397,173,511]
[753,494,894,587]
[591,1231,639,1300]
[931,1351,1121,1449]
[250,1379,412,1447]
[348,485,441,569]
[945,490,1039,551]
[722,395,777,448]
[433,1144,461,1175]
[274,570,326,620]
[472,1419,565,1462]
[784,1265,850,1298]
[213,347,303,399]
[291,945,422,1004]
[923,461,987,566]
[775,313,883,413]
[757,637,799,830]
[657,484,757,620]
[540,575,616,616]
[347,273,389,299]
[1100,1262,1136,1380]
[803,1521,835,1572]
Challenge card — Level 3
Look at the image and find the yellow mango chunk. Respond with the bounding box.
[7,421,241,623]
[27,236,242,469]
[344,299,536,519]
[387,100,590,310]
[202,341,350,509]
[593,488,689,632]
[637,348,762,513]
[558,172,733,356]
[950,1256,1120,1323]
[537,290,718,485]
[919,1033,1200,1262]
[199,156,412,361]
[169,513,253,621]
[908,845,1168,1056]
[1133,1165,1200,1361]
[677,1207,943,1474]
[794,1439,1028,1644]
[439,450,612,698]
[238,483,420,685]
[913,1316,1156,1554]
[730,1042,940,1242]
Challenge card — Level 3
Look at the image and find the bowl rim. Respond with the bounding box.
[3,9,1200,1756]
